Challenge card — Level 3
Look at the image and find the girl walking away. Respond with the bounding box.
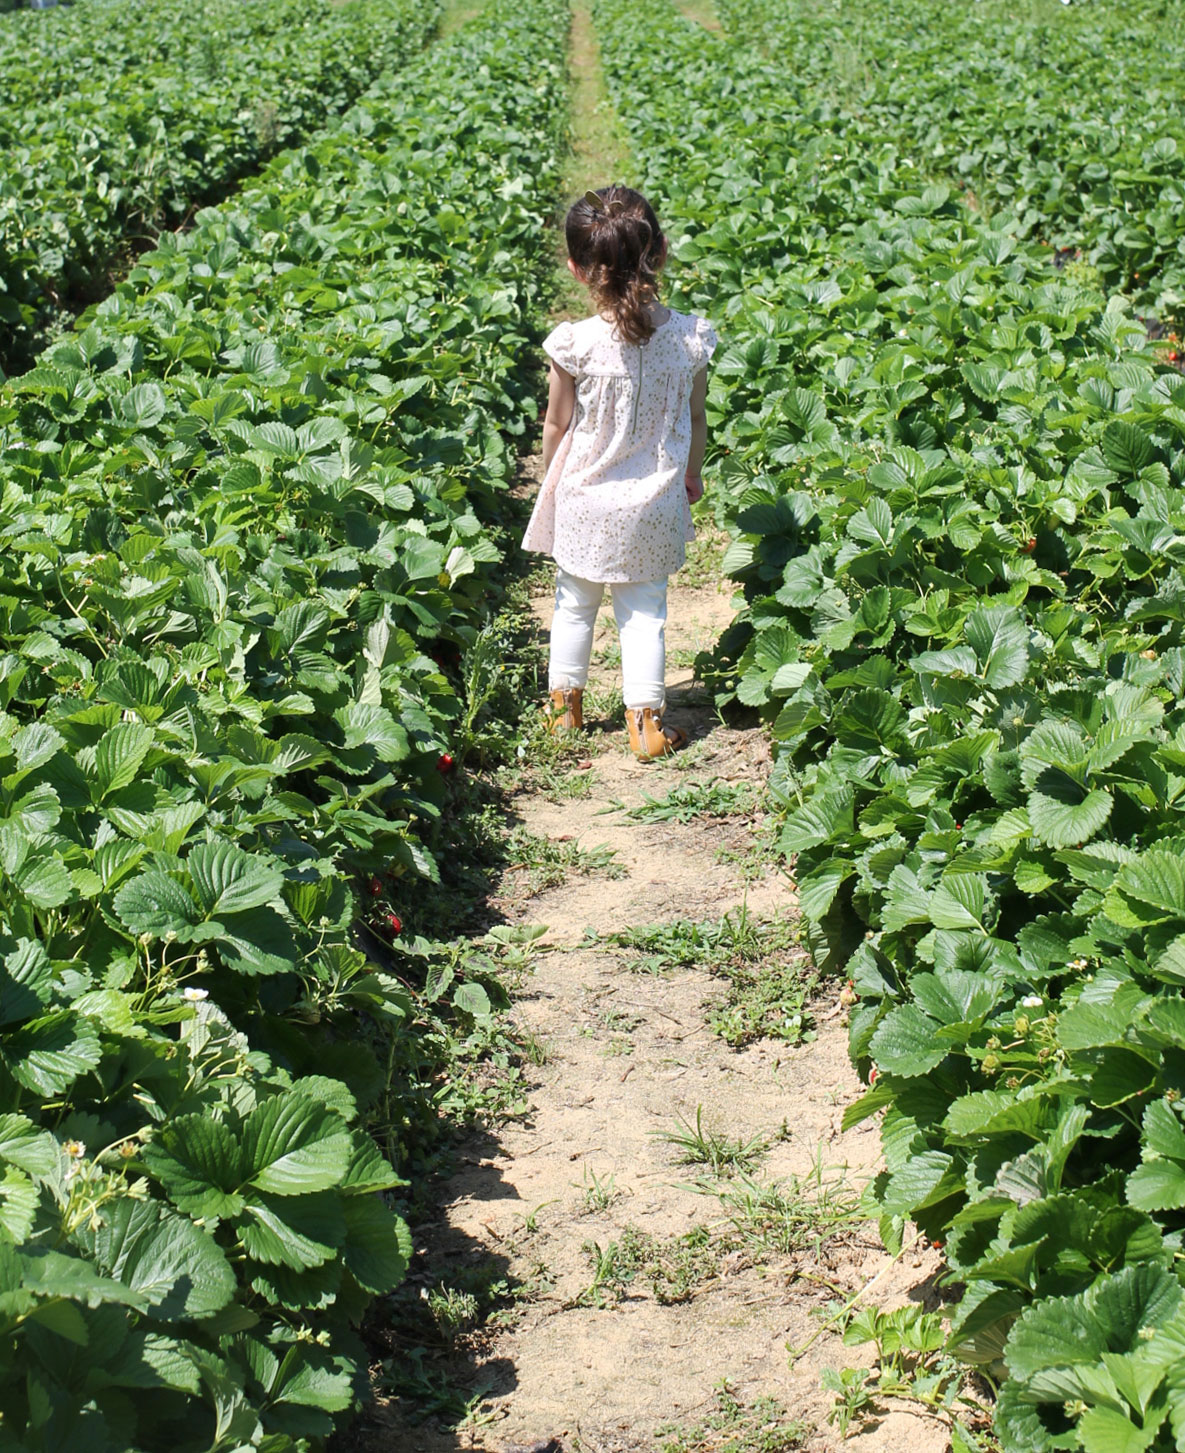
[523,185,717,761]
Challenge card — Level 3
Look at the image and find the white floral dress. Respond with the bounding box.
[522,309,718,584]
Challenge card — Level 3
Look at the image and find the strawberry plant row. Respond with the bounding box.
[712,0,1185,322]
[595,0,1185,1446]
[0,0,565,1445]
[0,0,433,378]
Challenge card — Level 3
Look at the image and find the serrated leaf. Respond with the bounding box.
[0,1169,37,1241]
[238,1335,354,1414]
[847,497,894,549]
[1078,1405,1160,1453]
[9,723,64,776]
[869,1002,947,1076]
[1127,1160,1185,1213]
[4,1012,101,1096]
[965,606,1030,688]
[1105,852,1185,927]
[186,841,283,918]
[113,871,204,937]
[340,1136,401,1194]
[13,850,73,911]
[84,1197,236,1321]
[1006,1263,1181,1385]
[20,1250,146,1318]
[241,1093,352,1195]
[1019,720,1089,788]
[778,789,853,853]
[341,1195,411,1294]
[881,863,934,931]
[119,383,167,429]
[797,860,850,920]
[910,969,1000,1026]
[0,939,53,1026]
[880,1150,959,1215]
[141,1115,245,1219]
[1101,421,1155,477]
[1028,785,1113,848]
[0,1114,57,1175]
[334,703,409,762]
[944,1089,1048,1140]
[1142,1099,1185,1160]
[929,875,988,930]
[94,722,155,800]
[238,1190,343,1269]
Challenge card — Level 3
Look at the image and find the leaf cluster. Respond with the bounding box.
[592,0,1185,1446]
[0,0,434,374]
[0,0,567,1446]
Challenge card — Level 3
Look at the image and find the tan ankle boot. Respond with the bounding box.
[625,706,687,760]
[545,687,583,733]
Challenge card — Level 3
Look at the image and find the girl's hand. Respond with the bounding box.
[685,473,704,505]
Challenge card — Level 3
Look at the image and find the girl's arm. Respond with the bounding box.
[685,366,708,504]
[542,360,576,474]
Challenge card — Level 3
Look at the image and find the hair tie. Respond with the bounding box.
[584,188,626,218]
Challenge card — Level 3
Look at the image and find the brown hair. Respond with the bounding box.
[565,185,665,346]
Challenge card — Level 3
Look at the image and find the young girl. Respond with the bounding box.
[522,184,717,761]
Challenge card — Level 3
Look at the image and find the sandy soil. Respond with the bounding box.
[360,539,956,1453]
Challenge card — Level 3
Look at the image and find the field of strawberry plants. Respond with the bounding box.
[0,0,432,376]
[712,0,1185,321]
[595,0,1185,1445]
[0,0,564,1444]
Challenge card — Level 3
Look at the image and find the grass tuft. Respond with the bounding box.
[656,1105,770,1176]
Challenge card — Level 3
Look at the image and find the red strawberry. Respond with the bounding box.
[369,877,383,898]
[437,753,455,774]
[386,913,402,936]
[1022,537,1037,553]
[869,1065,879,1085]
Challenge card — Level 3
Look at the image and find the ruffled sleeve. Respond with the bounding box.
[693,315,718,369]
[543,320,579,376]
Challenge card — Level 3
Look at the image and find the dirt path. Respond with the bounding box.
[366,536,950,1452]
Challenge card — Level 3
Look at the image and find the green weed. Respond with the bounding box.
[597,911,762,971]
[657,1380,809,1453]
[427,1284,481,1343]
[571,1238,634,1307]
[823,1304,984,1441]
[656,1106,769,1176]
[595,911,818,1048]
[503,826,625,894]
[575,1165,621,1213]
[623,777,762,823]
[691,1162,862,1258]
[573,1224,723,1307]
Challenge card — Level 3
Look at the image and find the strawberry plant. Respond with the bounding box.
[0,0,435,375]
[592,0,1185,1445]
[712,0,1185,321]
[0,0,566,1444]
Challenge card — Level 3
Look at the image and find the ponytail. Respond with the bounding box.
[565,185,665,345]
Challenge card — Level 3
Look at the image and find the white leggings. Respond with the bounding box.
[549,568,668,711]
